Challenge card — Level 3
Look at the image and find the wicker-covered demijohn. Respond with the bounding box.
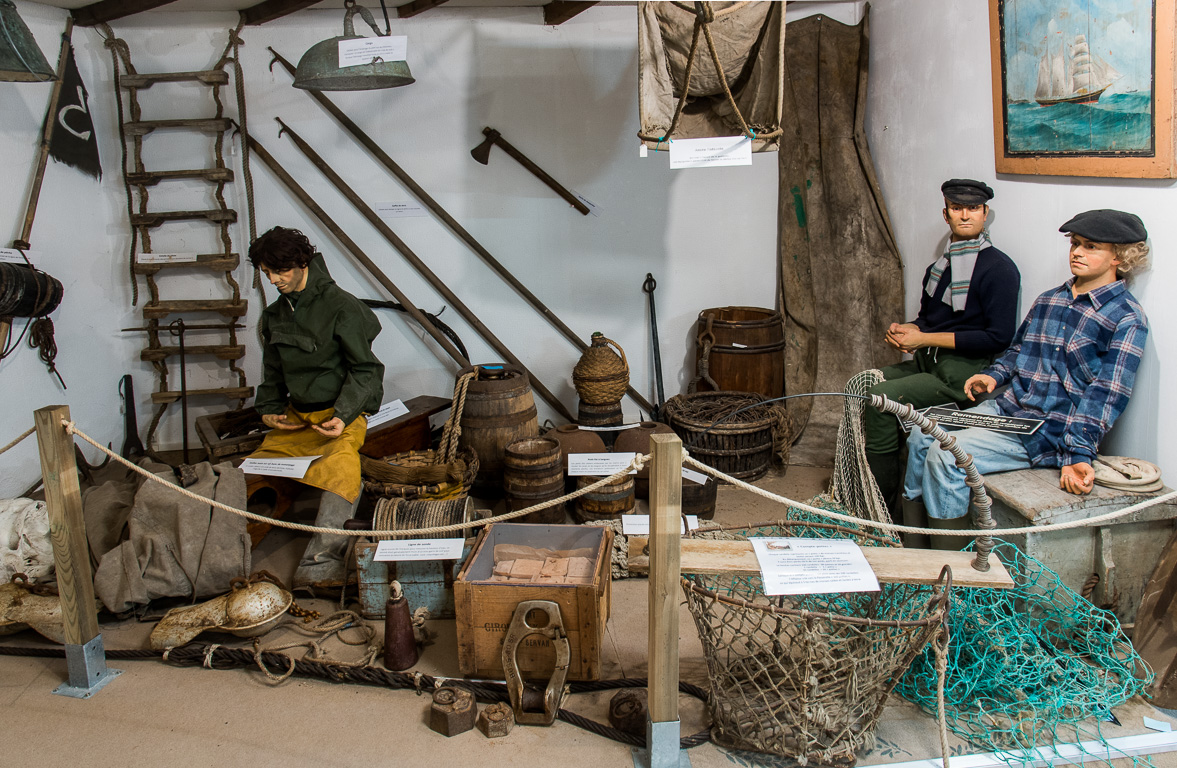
[572,332,630,405]
[684,520,948,765]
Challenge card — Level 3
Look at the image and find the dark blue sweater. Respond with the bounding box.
[913,245,1020,358]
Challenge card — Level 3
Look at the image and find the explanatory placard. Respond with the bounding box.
[374,538,465,562]
[669,136,753,169]
[338,36,407,68]
[567,452,638,476]
[621,514,699,536]
[239,456,321,479]
[923,406,1043,435]
[366,399,410,428]
[750,537,880,596]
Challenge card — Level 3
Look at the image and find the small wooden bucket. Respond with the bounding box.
[503,437,566,524]
[574,475,636,522]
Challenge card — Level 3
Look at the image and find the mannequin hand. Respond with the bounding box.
[885,323,919,351]
[964,374,997,401]
[262,413,304,431]
[311,417,345,438]
[1060,463,1095,495]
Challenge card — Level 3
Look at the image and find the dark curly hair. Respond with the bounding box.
[248,227,317,271]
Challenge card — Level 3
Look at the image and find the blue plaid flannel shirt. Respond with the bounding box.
[983,278,1148,468]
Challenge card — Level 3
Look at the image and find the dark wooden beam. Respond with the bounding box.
[397,0,450,20]
[241,0,322,26]
[71,0,181,27]
[542,1,597,26]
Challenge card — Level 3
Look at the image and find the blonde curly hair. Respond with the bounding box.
[1113,241,1150,278]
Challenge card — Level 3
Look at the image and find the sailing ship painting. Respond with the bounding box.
[999,0,1154,156]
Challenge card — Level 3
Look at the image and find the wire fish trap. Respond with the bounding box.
[682,520,946,766]
[361,372,479,501]
[663,391,787,481]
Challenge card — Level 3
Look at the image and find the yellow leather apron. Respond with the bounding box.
[246,407,367,503]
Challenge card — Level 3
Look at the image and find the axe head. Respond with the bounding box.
[470,127,501,165]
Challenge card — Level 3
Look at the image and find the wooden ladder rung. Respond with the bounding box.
[141,345,246,362]
[142,299,248,319]
[130,209,238,227]
[134,253,240,274]
[125,168,234,186]
[120,70,229,89]
[152,386,254,404]
[124,118,233,136]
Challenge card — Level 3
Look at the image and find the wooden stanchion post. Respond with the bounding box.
[34,405,120,697]
[637,433,690,768]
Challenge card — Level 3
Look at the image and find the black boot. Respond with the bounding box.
[900,496,929,549]
[866,451,902,518]
[928,514,970,551]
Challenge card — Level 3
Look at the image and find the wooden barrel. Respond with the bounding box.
[457,364,539,498]
[577,400,623,449]
[503,437,566,524]
[694,307,785,399]
[683,477,719,520]
[574,475,635,522]
[664,392,777,481]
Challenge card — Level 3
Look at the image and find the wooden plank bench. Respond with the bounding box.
[983,468,1177,626]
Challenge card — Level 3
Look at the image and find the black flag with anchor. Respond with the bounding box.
[47,44,101,180]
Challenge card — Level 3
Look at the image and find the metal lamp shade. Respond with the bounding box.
[0,0,55,82]
[292,34,414,91]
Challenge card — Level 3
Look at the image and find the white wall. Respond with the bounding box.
[0,1,783,496]
[866,0,1174,478]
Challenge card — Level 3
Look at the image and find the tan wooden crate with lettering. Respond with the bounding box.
[455,523,612,681]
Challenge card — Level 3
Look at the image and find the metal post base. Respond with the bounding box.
[632,718,692,768]
[52,634,122,699]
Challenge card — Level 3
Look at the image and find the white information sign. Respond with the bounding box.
[622,514,699,536]
[366,399,410,428]
[338,36,408,68]
[749,537,880,596]
[374,538,465,562]
[428,407,452,432]
[681,467,708,485]
[375,201,428,219]
[0,248,39,263]
[668,136,753,169]
[572,191,600,217]
[239,455,321,479]
[139,252,198,264]
[567,452,638,476]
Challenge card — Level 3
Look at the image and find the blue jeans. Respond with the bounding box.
[903,399,1032,520]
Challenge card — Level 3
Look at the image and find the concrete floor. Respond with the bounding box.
[3,464,1177,767]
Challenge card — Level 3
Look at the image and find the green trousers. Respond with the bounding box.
[864,348,992,456]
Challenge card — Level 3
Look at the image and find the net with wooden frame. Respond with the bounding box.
[682,518,949,765]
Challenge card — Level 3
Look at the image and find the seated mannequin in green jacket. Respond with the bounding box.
[246,227,385,591]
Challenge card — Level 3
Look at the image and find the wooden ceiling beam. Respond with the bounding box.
[240,0,323,26]
[542,1,597,26]
[71,0,181,27]
[397,0,450,20]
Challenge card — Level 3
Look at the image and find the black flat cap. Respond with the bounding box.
[1059,209,1148,243]
[941,178,994,205]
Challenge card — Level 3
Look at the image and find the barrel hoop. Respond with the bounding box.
[459,405,538,429]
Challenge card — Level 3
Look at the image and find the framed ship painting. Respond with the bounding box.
[989,0,1177,177]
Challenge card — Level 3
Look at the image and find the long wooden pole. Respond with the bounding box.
[246,135,469,369]
[267,49,656,417]
[34,405,99,646]
[648,432,682,725]
[275,119,577,424]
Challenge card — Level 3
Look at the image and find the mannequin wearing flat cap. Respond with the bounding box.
[863,179,1021,539]
[905,209,1150,549]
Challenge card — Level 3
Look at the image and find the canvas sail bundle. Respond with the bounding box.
[638,1,784,151]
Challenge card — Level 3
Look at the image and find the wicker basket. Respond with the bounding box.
[573,333,630,405]
[663,391,784,481]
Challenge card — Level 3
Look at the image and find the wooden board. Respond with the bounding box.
[985,468,1176,526]
[359,395,450,459]
[627,537,1014,589]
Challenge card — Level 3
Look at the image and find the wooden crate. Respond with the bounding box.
[455,523,612,681]
[195,407,267,464]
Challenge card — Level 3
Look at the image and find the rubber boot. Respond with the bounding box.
[928,514,971,552]
[900,496,930,549]
[293,490,361,591]
[866,451,902,519]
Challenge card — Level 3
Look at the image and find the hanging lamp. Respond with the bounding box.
[293,1,413,92]
[0,0,55,82]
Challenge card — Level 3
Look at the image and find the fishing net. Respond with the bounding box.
[822,369,890,524]
[898,540,1154,766]
[684,518,945,765]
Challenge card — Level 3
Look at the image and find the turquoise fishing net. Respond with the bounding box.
[897,539,1154,766]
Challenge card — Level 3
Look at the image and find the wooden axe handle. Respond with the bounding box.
[480,127,590,215]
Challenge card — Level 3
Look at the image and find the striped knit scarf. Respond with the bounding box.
[925,232,991,312]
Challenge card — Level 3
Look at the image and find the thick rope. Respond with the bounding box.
[62,418,646,537]
[935,623,951,768]
[684,455,1177,538]
[0,426,35,456]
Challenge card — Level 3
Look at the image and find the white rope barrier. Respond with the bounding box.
[0,426,35,456]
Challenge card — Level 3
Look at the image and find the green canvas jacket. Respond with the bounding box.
[254,254,384,425]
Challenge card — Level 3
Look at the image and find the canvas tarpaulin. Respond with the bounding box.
[638,1,784,151]
[777,10,903,463]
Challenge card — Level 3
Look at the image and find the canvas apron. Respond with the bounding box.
[247,407,367,503]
